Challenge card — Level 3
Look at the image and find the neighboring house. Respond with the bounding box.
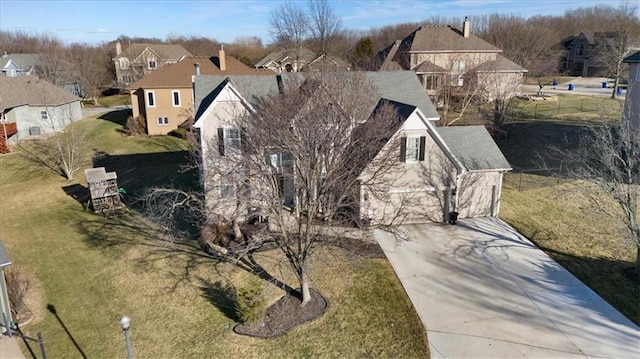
[561,32,640,76]
[129,47,272,135]
[376,17,527,104]
[561,32,595,76]
[192,71,511,225]
[623,51,640,132]
[0,53,82,96]
[113,42,192,87]
[0,75,81,151]
[255,48,351,73]
[0,239,13,333]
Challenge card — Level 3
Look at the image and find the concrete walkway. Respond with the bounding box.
[376,218,640,358]
[0,336,26,359]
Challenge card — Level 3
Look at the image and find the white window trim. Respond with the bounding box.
[119,58,129,70]
[148,58,157,70]
[172,90,181,107]
[157,116,169,126]
[406,137,420,162]
[146,90,156,108]
[40,110,49,120]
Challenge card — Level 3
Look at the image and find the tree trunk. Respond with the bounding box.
[611,77,619,99]
[299,269,311,306]
[233,215,243,241]
[636,246,639,277]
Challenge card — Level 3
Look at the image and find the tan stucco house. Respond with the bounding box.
[192,71,511,225]
[129,47,272,135]
[623,51,639,132]
[377,17,526,105]
[114,42,192,87]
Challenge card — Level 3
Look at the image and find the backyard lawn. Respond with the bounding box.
[0,111,429,358]
[496,104,639,325]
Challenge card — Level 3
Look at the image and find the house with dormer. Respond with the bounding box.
[113,42,192,87]
[129,46,272,135]
[377,17,526,105]
[255,48,351,73]
[192,71,511,225]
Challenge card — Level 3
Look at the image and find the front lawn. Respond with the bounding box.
[0,112,429,358]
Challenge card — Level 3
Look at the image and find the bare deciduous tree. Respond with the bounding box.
[143,73,409,307]
[307,0,342,56]
[18,104,90,181]
[65,43,113,105]
[591,3,640,99]
[269,1,310,69]
[559,118,639,275]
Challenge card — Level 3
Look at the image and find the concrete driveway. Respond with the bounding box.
[375,218,640,358]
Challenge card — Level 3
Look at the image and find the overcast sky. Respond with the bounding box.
[0,0,633,45]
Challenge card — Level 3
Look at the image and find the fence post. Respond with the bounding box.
[518,170,523,191]
[534,104,537,118]
[557,99,561,114]
[37,332,47,359]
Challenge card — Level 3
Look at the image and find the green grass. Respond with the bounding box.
[511,94,622,122]
[0,111,429,358]
[82,94,131,108]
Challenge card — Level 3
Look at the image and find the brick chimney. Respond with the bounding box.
[116,41,122,56]
[463,16,470,38]
[219,45,226,71]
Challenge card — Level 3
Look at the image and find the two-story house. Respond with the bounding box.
[255,48,351,73]
[623,51,639,132]
[376,17,527,105]
[1,53,82,96]
[129,47,272,135]
[192,71,511,225]
[562,32,640,77]
[113,42,192,87]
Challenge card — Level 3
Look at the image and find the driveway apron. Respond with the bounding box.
[375,218,640,358]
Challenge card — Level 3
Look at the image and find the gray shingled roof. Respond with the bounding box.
[0,53,40,69]
[0,239,11,268]
[472,55,528,73]
[194,71,439,120]
[624,51,640,63]
[436,126,511,171]
[0,75,79,111]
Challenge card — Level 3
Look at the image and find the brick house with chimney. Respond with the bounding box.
[113,42,192,87]
[377,17,526,106]
[129,47,273,135]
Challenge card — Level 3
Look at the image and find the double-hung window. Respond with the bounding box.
[148,58,157,69]
[218,127,241,156]
[172,90,181,107]
[146,91,155,108]
[220,174,235,199]
[40,110,49,120]
[400,136,426,162]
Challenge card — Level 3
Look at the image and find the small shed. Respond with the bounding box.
[0,239,13,333]
[84,167,123,213]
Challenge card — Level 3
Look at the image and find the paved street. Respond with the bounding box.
[376,218,640,358]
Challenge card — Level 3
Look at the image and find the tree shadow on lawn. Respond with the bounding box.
[497,120,592,171]
[97,109,131,128]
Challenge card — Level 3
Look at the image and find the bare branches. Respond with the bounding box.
[307,0,342,55]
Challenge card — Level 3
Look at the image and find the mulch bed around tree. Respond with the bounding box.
[234,288,328,338]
